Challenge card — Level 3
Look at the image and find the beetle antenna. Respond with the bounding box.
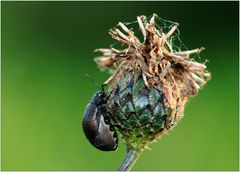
[101,84,107,92]
[85,74,105,92]
[105,89,113,99]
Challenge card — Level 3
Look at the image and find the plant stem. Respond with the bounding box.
[118,146,142,171]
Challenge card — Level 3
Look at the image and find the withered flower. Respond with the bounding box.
[94,14,211,171]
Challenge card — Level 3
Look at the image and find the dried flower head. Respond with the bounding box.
[94,14,211,171]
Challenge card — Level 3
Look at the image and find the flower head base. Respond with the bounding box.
[94,14,211,171]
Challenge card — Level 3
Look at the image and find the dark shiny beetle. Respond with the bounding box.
[82,78,118,151]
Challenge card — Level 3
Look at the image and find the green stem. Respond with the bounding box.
[118,146,142,171]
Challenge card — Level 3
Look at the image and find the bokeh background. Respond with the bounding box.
[2,1,239,171]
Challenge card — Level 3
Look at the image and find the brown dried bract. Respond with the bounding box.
[94,14,211,118]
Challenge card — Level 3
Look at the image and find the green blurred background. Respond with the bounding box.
[2,1,239,171]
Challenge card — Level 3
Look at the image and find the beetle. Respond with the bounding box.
[82,75,118,151]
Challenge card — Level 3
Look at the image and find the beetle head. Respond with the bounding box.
[91,91,106,105]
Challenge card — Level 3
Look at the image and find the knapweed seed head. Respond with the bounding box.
[94,14,211,171]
